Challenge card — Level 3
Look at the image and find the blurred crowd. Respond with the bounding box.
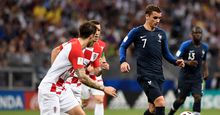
[0,0,220,89]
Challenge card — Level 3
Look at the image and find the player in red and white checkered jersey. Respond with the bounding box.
[81,40,110,115]
[57,37,104,105]
[52,20,110,115]
[38,22,116,115]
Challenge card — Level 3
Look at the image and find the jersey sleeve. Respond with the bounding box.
[68,42,84,70]
[59,41,70,50]
[119,28,137,64]
[176,42,187,58]
[161,32,177,65]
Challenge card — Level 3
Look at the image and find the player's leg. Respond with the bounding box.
[137,77,164,115]
[151,79,166,115]
[192,81,202,115]
[61,84,82,115]
[168,96,187,115]
[81,84,91,108]
[144,103,155,115]
[153,96,165,115]
[90,79,105,115]
[137,77,154,115]
[192,94,201,115]
[38,90,60,115]
[168,81,190,115]
[93,95,104,115]
[67,105,85,115]
[60,88,85,115]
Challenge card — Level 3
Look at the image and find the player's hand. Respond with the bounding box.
[120,62,130,73]
[203,71,209,80]
[103,86,117,97]
[176,59,185,68]
[101,62,109,70]
[187,60,198,67]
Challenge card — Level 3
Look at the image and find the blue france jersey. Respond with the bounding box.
[176,40,208,80]
[120,26,177,80]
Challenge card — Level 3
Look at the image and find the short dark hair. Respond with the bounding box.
[192,26,202,33]
[79,22,97,39]
[88,20,100,25]
[145,4,161,15]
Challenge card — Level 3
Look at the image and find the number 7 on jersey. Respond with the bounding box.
[142,38,147,48]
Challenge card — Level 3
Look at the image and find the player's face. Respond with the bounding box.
[86,33,96,47]
[93,24,101,42]
[146,11,162,28]
[192,31,202,43]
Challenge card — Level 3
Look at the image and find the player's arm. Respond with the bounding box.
[76,68,104,90]
[86,64,102,76]
[161,33,185,67]
[100,52,109,70]
[69,43,116,97]
[176,41,198,67]
[202,61,209,80]
[51,46,62,64]
[76,68,116,97]
[119,28,136,72]
[202,44,209,80]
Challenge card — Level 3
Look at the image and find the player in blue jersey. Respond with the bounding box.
[119,4,185,115]
[168,26,209,115]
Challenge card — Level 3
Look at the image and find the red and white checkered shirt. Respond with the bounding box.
[38,38,84,94]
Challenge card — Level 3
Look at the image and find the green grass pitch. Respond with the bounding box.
[0,109,219,115]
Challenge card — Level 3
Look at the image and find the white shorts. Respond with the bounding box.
[38,88,79,115]
[65,83,82,103]
[81,76,104,99]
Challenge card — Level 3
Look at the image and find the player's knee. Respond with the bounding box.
[94,96,104,104]
[70,111,85,115]
[154,96,165,107]
[177,97,186,104]
[68,106,86,115]
[193,95,201,102]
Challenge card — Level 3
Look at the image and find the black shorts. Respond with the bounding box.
[177,80,202,98]
[137,76,164,103]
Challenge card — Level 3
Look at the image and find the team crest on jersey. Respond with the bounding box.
[158,34,162,42]
[77,57,84,65]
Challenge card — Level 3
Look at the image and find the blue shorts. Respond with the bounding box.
[177,79,202,98]
[137,76,164,103]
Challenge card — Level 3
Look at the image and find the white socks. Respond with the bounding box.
[94,103,104,115]
[193,112,200,115]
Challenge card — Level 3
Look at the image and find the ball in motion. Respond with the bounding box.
[180,111,194,115]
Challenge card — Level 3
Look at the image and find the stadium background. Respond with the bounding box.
[0,0,220,114]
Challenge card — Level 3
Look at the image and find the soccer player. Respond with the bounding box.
[168,26,209,115]
[51,20,109,115]
[119,4,185,115]
[38,22,116,115]
[81,20,109,115]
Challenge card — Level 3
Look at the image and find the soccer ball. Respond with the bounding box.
[180,111,194,115]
